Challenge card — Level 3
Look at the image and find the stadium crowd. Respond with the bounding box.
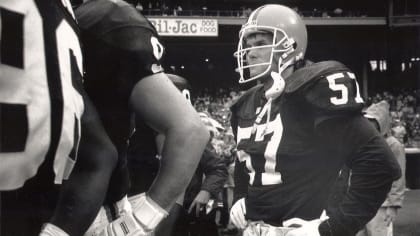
[367,89,420,148]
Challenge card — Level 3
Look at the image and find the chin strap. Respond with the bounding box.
[251,70,286,135]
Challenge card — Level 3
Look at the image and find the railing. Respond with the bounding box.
[141,9,249,17]
[142,9,387,26]
[389,14,420,27]
[140,9,376,18]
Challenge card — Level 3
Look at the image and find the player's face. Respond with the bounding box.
[244,33,275,77]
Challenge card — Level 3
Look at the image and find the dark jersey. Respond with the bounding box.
[0,0,83,190]
[231,61,400,234]
[75,0,165,153]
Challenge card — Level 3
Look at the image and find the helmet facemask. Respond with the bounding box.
[235,25,298,84]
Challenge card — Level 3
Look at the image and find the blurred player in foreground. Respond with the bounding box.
[0,0,117,235]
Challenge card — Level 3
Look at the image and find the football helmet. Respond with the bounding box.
[235,4,307,83]
[166,74,191,103]
[166,73,192,104]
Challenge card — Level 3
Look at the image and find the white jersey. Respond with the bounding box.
[0,0,84,190]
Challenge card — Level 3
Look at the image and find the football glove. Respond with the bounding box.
[283,210,329,236]
[39,223,69,236]
[85,195,132,236]
[230,198,247,229]
[84,206,113,236]
[113,195,133,216]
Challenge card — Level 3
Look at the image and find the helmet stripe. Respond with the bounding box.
[247,5,265,24]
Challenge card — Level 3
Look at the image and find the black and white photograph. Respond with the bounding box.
[1,0,419,235]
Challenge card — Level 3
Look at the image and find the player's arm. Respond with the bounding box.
[304,74,402,235]
[130,72,209,210]
[316,115,400,235]
[48,91,118,236]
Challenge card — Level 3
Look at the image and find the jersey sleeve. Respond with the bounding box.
[315,115,402,235]
[101,26,165,90]
[75,0,165,99]
[304,70,364,124]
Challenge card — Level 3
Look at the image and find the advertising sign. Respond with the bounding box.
[148,18,218,37]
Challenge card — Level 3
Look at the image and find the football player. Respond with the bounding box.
[75,0,209,235]
[229,4,401,236]
[0,0,117,235]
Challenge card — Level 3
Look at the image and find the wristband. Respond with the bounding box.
[130,193,168,231]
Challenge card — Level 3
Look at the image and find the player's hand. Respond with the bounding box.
[87,192,169,236]
[188,190,211,217]
[230,198,247,229]
[385,206,398,226]
[85,195,133,236]
[84,206,113,236]
[283,218,322,236]
[39,223,69,236]
[113,195,133,216]
[283,211,328,236]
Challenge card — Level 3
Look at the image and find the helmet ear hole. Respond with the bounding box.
[292,41,297,50]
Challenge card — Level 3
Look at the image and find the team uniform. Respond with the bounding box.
[231,61,401,235]
[75,0,165,204]
[0,0,85,234]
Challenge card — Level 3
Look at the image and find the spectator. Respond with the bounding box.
[173,143,228,236]
[357,100,406,236]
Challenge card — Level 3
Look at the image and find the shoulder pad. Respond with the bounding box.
[285,60,349,94]
[230,84,263,112]
[76,0,155,36]
[302,63,365,115]
[230,85,264,120]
